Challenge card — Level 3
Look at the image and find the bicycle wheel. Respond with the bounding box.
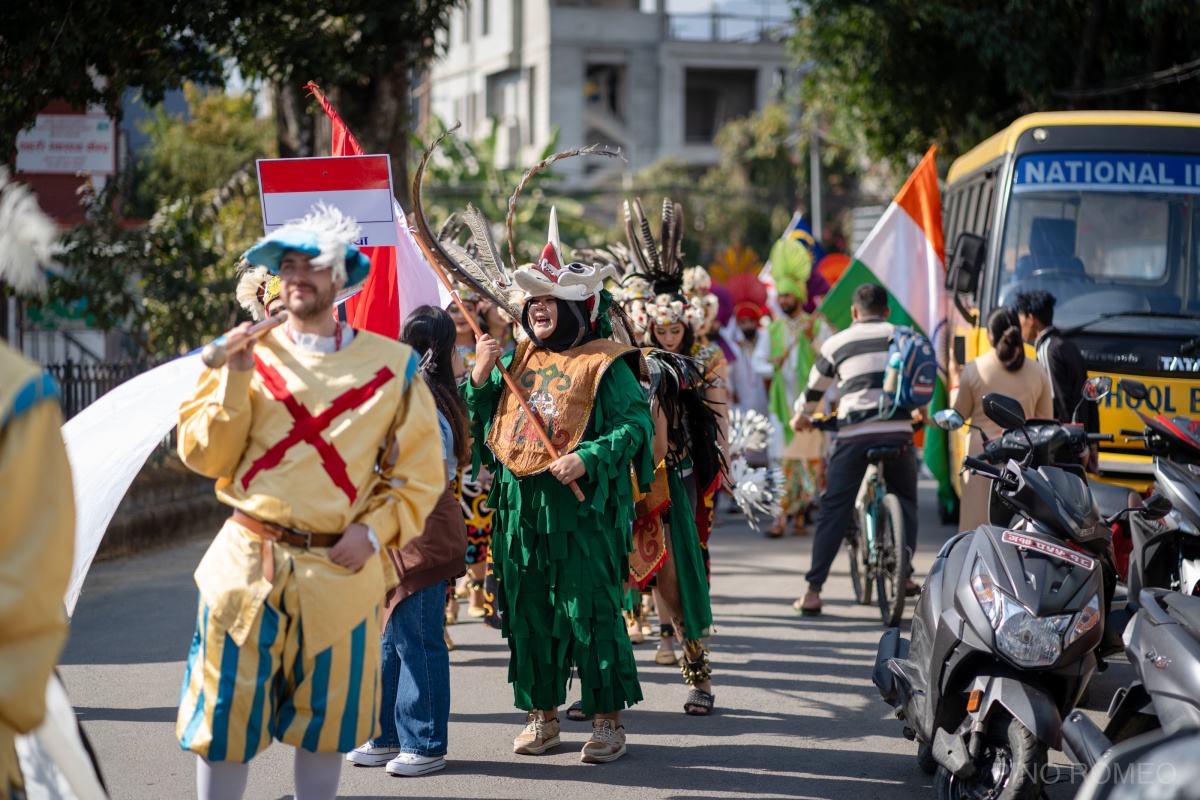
[875,493,910,628]
[845,520,871,605]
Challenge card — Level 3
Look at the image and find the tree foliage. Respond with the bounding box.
[632,103,801,265]
[33,86,274,357]
[226,0,466,202]
[795,1,1200,168]
[416,118,611,267]
[0,0,228,159]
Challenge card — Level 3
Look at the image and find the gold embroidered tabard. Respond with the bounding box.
[488,339,639,478]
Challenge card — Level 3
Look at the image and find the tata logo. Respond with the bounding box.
[1160,356,1200,372]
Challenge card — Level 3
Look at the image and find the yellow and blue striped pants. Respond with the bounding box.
[176,555,381,762]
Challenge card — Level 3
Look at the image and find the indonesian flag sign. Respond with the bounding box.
[256,155,399,248]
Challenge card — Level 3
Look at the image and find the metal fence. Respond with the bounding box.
[45,358,179,461]
[46,360,154,420]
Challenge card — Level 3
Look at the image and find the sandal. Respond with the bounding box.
[765,520,785,539]
[684,688,715,716]
[565,701,593,722]
[792,592,822,617]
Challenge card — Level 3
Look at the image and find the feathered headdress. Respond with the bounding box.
[235,264,280,322]
[242,202,371,288]
[623,197,707,329]
[0,166,59,293]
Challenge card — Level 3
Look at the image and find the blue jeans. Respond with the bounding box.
[369,582,449,756]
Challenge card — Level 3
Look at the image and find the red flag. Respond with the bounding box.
[306,82,400,339]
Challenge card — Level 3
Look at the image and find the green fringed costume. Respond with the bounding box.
[464,340,655,715]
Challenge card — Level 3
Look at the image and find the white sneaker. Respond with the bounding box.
[386,752,446,776]
[346,743,401,767]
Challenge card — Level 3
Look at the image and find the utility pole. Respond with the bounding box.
[809,125,821,244]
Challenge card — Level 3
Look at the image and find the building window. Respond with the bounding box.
[482,0,490,35]
[462,6,471,42]
[684,68,756,144]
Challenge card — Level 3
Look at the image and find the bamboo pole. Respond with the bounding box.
[201,313,288,368]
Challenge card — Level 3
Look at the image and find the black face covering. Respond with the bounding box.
[521,297,596,352]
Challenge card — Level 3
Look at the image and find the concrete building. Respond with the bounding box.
[422,0,791,186]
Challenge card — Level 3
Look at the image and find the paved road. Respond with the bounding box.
[61,480,1128,799]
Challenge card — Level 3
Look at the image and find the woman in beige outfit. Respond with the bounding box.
[951,307,1053,532]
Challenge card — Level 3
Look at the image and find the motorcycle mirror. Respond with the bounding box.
[1118,378,1149,402]
[982,393,1026,430]
[1140,492,1173,520]
[933,409,966,431]
[1082,376,1112,403]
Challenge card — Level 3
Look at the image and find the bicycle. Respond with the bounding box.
[812,417,910,628]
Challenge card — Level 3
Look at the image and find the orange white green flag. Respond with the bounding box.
[817,146,956,513]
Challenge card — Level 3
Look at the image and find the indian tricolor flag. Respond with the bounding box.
[817,146,956,514]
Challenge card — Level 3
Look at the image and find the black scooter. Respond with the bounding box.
[874,394,1120,800]
[1116,378,1200,602]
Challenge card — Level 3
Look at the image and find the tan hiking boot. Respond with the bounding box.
[513,710,561,755]
[580,718,627,763]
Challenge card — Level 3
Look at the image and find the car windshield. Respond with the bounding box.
[996,153,1200,331]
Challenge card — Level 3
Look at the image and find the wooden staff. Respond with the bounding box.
[201,312,288,368]
[410,237,586,502]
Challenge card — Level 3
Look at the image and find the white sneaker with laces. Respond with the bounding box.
[346,744,400,767]
[386,752,446,776]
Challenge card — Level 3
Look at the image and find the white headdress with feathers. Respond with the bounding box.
[0,166,59,293]
[236,265,273,322]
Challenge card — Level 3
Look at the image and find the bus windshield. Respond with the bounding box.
[996,154,1200,331]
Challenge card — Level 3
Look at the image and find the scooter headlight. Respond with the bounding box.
[995,605,1071,668]
[1067,593,1101,647]
[971,558,1072,667]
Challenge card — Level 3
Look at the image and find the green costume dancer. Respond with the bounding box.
[464,210,654,764]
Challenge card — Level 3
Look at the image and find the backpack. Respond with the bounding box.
[880,326,937,417]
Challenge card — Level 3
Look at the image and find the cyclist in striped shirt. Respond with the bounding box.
[790,284,923,616]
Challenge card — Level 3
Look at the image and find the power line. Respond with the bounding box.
[1054,57,1200,100]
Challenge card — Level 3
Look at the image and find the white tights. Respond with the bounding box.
[196,749,342,800]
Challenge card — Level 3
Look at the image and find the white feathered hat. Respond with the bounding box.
[242,202,371,288]
[235,264,282,322]
[0,166,59,293]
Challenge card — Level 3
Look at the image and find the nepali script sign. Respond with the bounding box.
[256,155,398,247]
[16,114,116,175]
[1013,152,1200,195]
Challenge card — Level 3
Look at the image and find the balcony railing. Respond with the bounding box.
[666,11,791,43]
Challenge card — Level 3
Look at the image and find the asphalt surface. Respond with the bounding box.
[61,480,1130,799]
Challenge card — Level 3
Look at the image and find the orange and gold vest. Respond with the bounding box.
[487,339,642,478]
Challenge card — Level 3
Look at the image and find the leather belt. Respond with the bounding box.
[231,510,343,583]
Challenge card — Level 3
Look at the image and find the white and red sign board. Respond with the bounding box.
[256,155,397,247]
[16,114,116,175]
[1001,532,1096,570]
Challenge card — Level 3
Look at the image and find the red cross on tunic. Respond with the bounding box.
[240,358,396,502]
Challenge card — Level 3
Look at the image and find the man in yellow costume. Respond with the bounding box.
[175,204,443,800]
[0,169,76,800]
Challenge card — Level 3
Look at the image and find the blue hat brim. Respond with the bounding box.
[243,235,372,290]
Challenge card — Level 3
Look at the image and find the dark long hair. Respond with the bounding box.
[989,307,1026,372]
[401,305,471,465]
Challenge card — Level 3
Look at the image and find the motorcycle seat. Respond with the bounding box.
[865,444,907,464]
[1161,593,1200,639]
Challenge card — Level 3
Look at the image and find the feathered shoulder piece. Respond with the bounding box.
[0,166,59,293]
[624,196,684,296]
[236,264,273,321]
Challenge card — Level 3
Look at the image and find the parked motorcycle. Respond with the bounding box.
[873,392,1144,800]
[1116,378,1200,601]
[1063,585,1200,795]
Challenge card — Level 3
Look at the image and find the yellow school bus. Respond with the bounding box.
[942,111,1200,502]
